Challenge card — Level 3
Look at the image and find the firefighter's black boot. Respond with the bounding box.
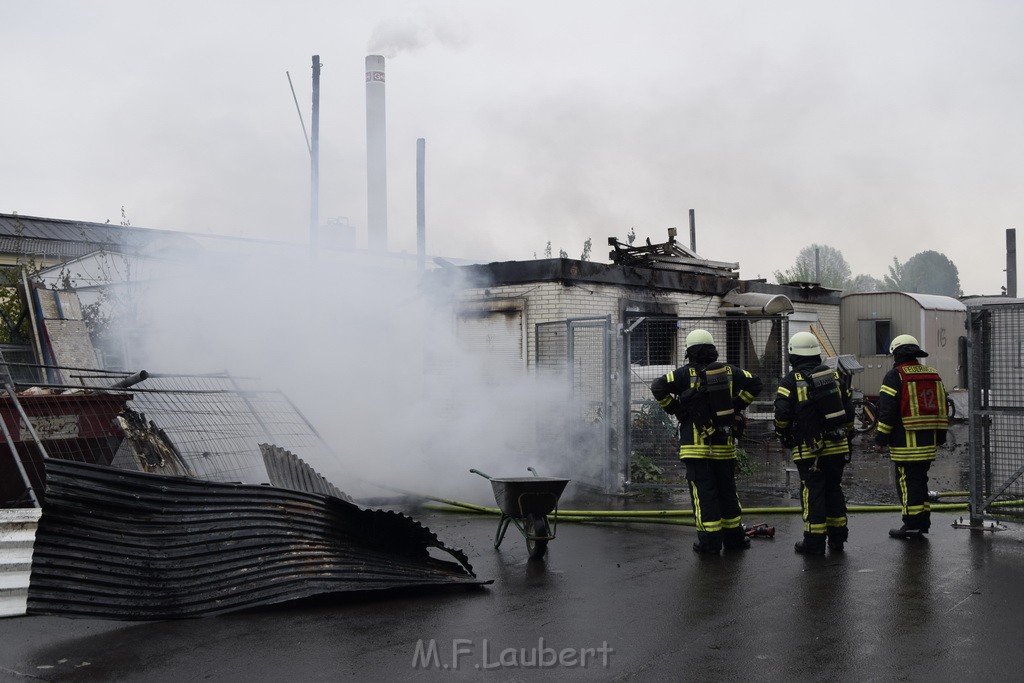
[794,533,826,556]
[722,526,751,550]
[692,531,722,554]
[888,525,925,540]
[826,526,849,552]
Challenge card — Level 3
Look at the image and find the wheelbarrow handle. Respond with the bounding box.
[469,468,493,480]
[527,467,540,477]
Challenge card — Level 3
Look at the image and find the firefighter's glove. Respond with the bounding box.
[732,413,746,439]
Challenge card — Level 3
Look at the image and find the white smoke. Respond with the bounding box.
[367,14,469,59]
[129,243,573,505]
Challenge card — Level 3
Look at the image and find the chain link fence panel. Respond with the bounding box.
[967,304,1024,523]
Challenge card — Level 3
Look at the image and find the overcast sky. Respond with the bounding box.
[3,1,1022,295]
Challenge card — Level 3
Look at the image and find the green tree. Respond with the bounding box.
[847,273,885,293]
[774,244,851,290]
[581,238,592,262]
[883,251,962,296]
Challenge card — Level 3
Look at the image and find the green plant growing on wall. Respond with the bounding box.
[0,215,46,344]
[630,454,664,484]
[0,269,31,344]
[734,445,753,476]
[629,400,676,484]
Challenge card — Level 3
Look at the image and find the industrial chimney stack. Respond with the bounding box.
[1008,228,1017,297]
[365,55,388,251]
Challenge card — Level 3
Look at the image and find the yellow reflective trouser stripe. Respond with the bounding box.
[897,467,910,516]
[791,442,849,460]
[890,447,937,461]
[800,481,827,534]
[826,516,847,527]
[680,444,736,459]
[721,515,741,530]
[690,480,721,533]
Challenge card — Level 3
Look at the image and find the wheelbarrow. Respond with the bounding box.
[470,467,570,560]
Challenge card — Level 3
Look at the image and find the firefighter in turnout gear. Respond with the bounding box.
[651,329,763,553]
[876,334,949,540]
[774,331,855,555]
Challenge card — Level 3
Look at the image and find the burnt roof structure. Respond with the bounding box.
[607,231,740,278]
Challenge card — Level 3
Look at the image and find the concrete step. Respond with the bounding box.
[0,593,29,618]
[0,571,31,592]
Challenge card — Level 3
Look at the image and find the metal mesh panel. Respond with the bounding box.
[535,319,612,490]
[0,366,335,507]
[625,316,788,495]
[535,321,568,374]
[967,305,1024,521]
[0,346,40,384]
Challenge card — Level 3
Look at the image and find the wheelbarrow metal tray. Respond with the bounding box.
[488,477,569,517]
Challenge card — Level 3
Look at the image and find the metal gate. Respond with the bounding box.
[535,317,613,491]
[622,315,788,494]
[967,303,1024,524]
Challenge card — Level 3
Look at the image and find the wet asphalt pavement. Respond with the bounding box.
[2,499,1023,682]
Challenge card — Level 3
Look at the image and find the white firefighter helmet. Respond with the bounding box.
[685,328,715,349]
[788,331,821,357]
[889,334,927,357]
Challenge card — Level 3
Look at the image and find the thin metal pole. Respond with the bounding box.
[966,310,981,525]
[286,72,311,154]
[0,372,38,506]
[4,383,50,461]
[310,55,321,248]
[688,209,696,253]
[20,270,47,383]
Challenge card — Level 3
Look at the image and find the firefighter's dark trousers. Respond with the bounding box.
[685,458,745,549]
[893,460,932,531]
[796,454,848,542]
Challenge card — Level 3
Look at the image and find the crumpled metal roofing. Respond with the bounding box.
[27,459,485,620]
[260,443,352,502]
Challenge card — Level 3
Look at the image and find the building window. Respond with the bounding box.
[629,317,676,366]
[858,319,891,355]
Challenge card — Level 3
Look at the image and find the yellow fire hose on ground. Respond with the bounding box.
[418,492,1018,528]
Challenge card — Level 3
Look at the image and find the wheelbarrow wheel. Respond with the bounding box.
[525,514,550,560]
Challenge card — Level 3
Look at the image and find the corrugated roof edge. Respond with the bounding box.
[840,290,966,312]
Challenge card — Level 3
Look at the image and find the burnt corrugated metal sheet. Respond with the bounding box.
[260,443,352,502]
[0,508,41,618]
[27,459,484,620]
